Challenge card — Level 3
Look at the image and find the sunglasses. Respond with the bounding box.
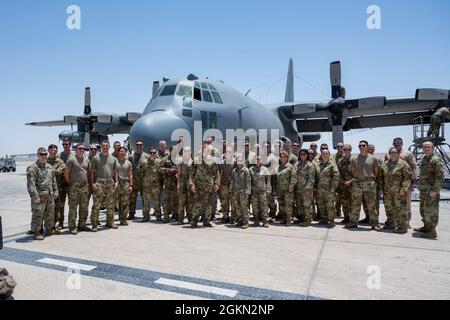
[359,145,367,148]
[77,148,85,150]
[136,145,143,148]
[90,148,97,151]
[149,151,156,154]
[39,153,48,156]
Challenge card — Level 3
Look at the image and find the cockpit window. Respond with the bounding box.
[202,90,213,103]
[160,85,177,96]
[211,91,223,104]
[201,82,209,89]
[176,85,192,97]
[208,84,217,91]
[195,82,201,88]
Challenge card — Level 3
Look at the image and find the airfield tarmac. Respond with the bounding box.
[1,162,450,300]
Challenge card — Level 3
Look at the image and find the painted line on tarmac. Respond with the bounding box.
[155,278,238,298]
[37,257,97,271]
[0,246,319,300]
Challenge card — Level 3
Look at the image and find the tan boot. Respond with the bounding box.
[108,223,118,230]
[299,219,312,227]
[33,233,44,241]
[421,227,437,239]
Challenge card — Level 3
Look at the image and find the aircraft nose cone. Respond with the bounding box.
[129,111,190,151]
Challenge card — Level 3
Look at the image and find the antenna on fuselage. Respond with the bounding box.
[245,89,251,97]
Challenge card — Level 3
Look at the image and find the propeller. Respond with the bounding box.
[295,61,386,147]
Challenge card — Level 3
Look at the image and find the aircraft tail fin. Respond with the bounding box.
[285,58,294,103]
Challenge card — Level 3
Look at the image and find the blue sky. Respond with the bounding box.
[1,0,449,155]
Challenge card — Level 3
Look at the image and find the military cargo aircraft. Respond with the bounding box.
[27,59,450,150]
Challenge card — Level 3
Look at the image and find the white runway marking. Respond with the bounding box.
[155,278,238,298]
[37,258,97,271]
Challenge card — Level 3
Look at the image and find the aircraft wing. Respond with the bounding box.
[276,94,449,133]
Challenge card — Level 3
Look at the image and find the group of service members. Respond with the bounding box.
[26,136,444,241]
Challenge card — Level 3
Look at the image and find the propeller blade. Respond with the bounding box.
[84,87,91,115]
[332,126,344,149]
[345,97,386,109]
[330,61,342,98]
[152,81,160,97]
[84,132,91,149]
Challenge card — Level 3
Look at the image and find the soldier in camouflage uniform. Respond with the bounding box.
[160,147,179,223]
[262,142,278,221]
[276,151,297,226]
[90,141,120,232]
[177,147,193,224]
[346,140,382,231]
[220,147,236,223]
[361,144,382,223]
[158,140,171,210]
[26,148,60,240]
[250,155,271,228]
[128,140,148,220]
[337,145,354,224]
[414,141,444,239]
[117,147,133,226]
[230,155,251,229]
[189,145,220,228]
[333,142,345,217]
[47,144,66,229]
[140,148,162,222]
[427,107,450,138]
[112,141,122,214]
[56,139,73,229]
[380,148,411,234]
[385,137,417,227]
[65,144,90,234]
[316,149,340,228]
[295,149,315,226]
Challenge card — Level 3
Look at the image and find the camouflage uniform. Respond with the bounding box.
[157,149,171,206]
[178,158,193,224]
[418,154,444,230]
[312,159,321,219]
[276,162,297,224]
[349,155,379,227]
[160,156,179,222]
[230,166,251,225]
[112,151,120,213]
[90,154,119,228]
[363,157,383,217]
[47,156,65,227]
[264,153,278,219]
[26,161,58,234]
[332,152,344,216]
[129,152,148,217]
[220,159,236,222]
[380,159,411,230]
[250,165,271,225]
[117,158,132,224]
[66,156,90,231]
[337,156,353,221]
[56,152,72,227]
[316,160,340,223]
[140,157,162,220]
[294,161,315,222]
[189,155,220,226]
